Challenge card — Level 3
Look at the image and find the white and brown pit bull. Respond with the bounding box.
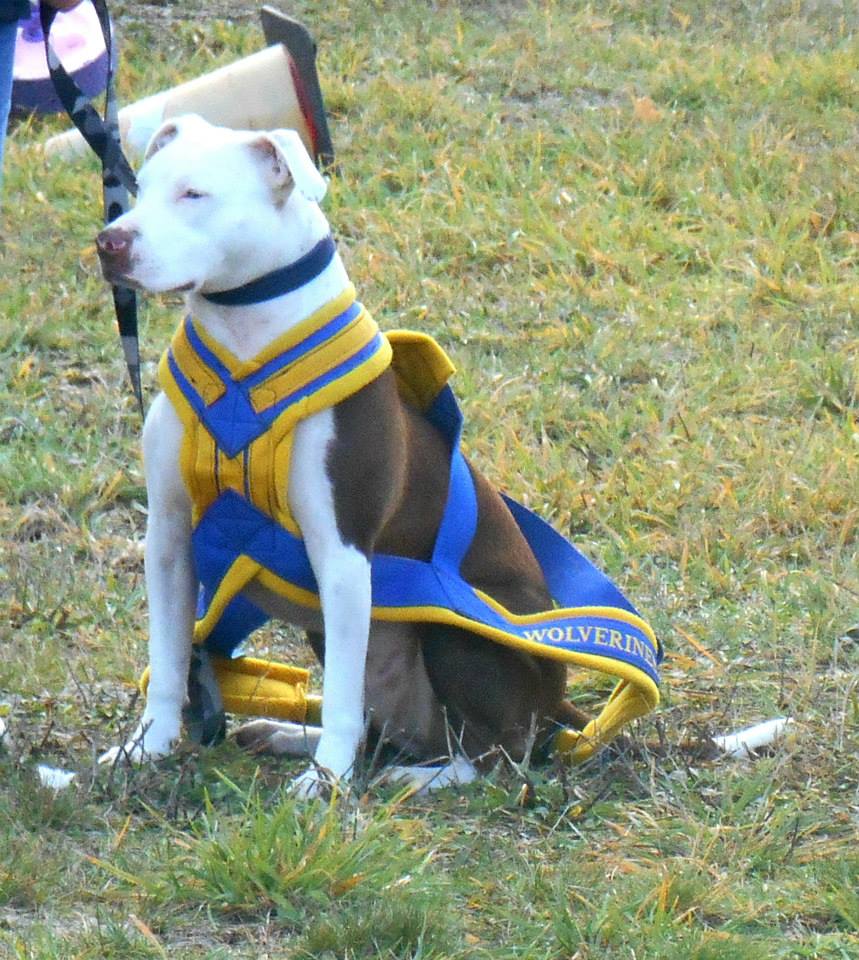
[95,115,588,796]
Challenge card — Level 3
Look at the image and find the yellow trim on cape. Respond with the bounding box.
[188,557,658,766]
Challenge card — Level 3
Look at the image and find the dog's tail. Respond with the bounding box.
[553,699,592,732]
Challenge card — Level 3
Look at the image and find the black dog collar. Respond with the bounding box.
[201,235,336,307]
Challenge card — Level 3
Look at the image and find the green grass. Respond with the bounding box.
[1,0,858,956]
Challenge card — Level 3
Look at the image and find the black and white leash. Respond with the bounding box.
[40,0,145,419]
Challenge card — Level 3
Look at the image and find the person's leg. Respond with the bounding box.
[0,20,19,194]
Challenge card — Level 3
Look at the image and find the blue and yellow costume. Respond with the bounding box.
[150,237,663,762]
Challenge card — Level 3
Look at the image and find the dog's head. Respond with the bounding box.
[96,114,328,295]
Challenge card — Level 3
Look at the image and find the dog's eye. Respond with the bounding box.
[180,188,207,201]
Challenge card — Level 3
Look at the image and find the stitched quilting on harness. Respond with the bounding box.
[154,278,663,763]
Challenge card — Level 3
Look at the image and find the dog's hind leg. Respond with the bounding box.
[233,720,476,794]
[379,754,478,794]
[233,719,322,757]
[421,624,568,761]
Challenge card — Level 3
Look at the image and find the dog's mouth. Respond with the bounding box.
[99,266,140,289]
[98,269,196,296]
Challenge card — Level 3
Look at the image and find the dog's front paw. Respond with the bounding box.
[98,719,179,766]
[290,764,341,800]
[98,741,155,766]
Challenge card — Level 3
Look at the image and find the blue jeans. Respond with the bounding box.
[0,19,18,194]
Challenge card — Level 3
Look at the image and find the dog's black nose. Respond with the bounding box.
[96,227,139,282]
[96,226,136,258]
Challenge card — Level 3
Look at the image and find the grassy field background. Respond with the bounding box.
[1,0,858,956]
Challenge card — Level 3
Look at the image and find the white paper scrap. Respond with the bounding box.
[37,765,77,791]
[713,717,795,758]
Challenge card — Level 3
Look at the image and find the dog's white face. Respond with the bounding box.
[97,114,327,295]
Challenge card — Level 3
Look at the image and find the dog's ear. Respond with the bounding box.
[249,130,327,203]
[144,114,207,163]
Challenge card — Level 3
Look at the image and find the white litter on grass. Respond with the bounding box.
[0,716,13,755]
[713,717,795,758]
[37,765,77,791]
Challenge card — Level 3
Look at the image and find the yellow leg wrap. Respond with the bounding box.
[211,656,322,724]
[139,655,322,727]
